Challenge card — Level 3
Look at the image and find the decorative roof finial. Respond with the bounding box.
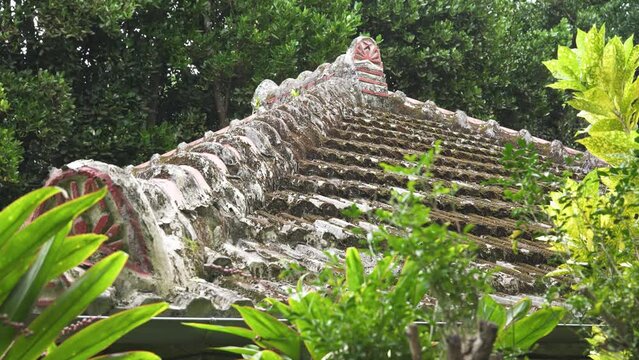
[421,100,437,119]
[550,140,566,160]
[348,36,388,101]
[176,142,188,156]
[455,110,470,129]
[518,129,533,143]
[483,120,500,138]
[150,153,161,167]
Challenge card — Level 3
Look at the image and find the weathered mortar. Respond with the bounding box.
[39,36,587,315]
[41,35,382,313]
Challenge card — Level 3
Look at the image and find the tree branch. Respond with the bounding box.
[406,323,422,360]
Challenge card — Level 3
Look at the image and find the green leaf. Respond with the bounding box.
[213,346,260,356]
[575,28,586,51]
[0,259,35,306]
[286,293,326,360]
[477,295,506,328]
[547,79,586,92]
[496,306,565,351]
[0,223,71,348]
[544,266,571,278]
[578,131,639,166]
[235,305,302,360]
[395,259,427,306]
[0,187,60,248]
[504,297,532,327]
[0,188,107,352]
[601,37,625,97]
[568,88,615,118]
[184,323,256,340]
[89,351,161,360]
[555,46,580,81]
[5,251,128,360]
[620,79,639,121]
[263,298,292,318]
[345,247,364,291]
[44,302,168,360]
[588,117,625,133]
[341,204,363,219]
[254,350,285,360]
[0,188,107,296]
[48,234,109,279]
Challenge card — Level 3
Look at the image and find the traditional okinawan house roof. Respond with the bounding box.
[40,36,588,316]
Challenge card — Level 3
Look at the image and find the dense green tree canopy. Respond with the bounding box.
[0,0,360,205]
[0,0,637,206]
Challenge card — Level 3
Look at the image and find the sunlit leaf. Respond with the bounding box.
[235,306,302,360]
[0,187,61,248]
[477,295,506,329]
[345,247,364,291]
[504,297,531,327]
[184,323,256,340]
[90,351,161,360]
[212,346,260,356]
[496,306,565,351]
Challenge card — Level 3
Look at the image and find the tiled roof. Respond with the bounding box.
[40,37,585,316]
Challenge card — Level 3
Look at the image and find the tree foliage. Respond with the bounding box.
[0,84,22,188]
[2,0,638,208]
[0,69,75,199]
[544,25,639,165]
[358,0,578,143]
[540,25,639,359]
[0,0,360,206]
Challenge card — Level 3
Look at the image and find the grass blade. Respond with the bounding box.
[212,346,259,356]
[5,251,128,360]
[0,188,107,288]
[90,351,160,360]
[345,247,364,291]
[48,234,108,279]
[0,187,61,248]
[235,305,301,360]
[0,224,69,350]
[477,295,506,329]
[184,323,256,340]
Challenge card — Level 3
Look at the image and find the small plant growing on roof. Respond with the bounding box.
[487,138,572,250]
[185,141,563,359]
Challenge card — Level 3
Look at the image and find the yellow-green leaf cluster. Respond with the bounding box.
[544,25,639,165]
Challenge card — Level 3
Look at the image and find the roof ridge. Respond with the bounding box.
[38,36,599,316]
[251,36,389,111]
[402,96,582,159]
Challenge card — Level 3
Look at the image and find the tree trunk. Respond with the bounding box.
[203,0,232,129]
[406,323,422,360]
[445,321,499,360]
[213,79,229,129]
[19,3,37,69]
[146,63,165,129]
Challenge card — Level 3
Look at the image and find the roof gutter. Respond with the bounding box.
[99,316,591,359]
